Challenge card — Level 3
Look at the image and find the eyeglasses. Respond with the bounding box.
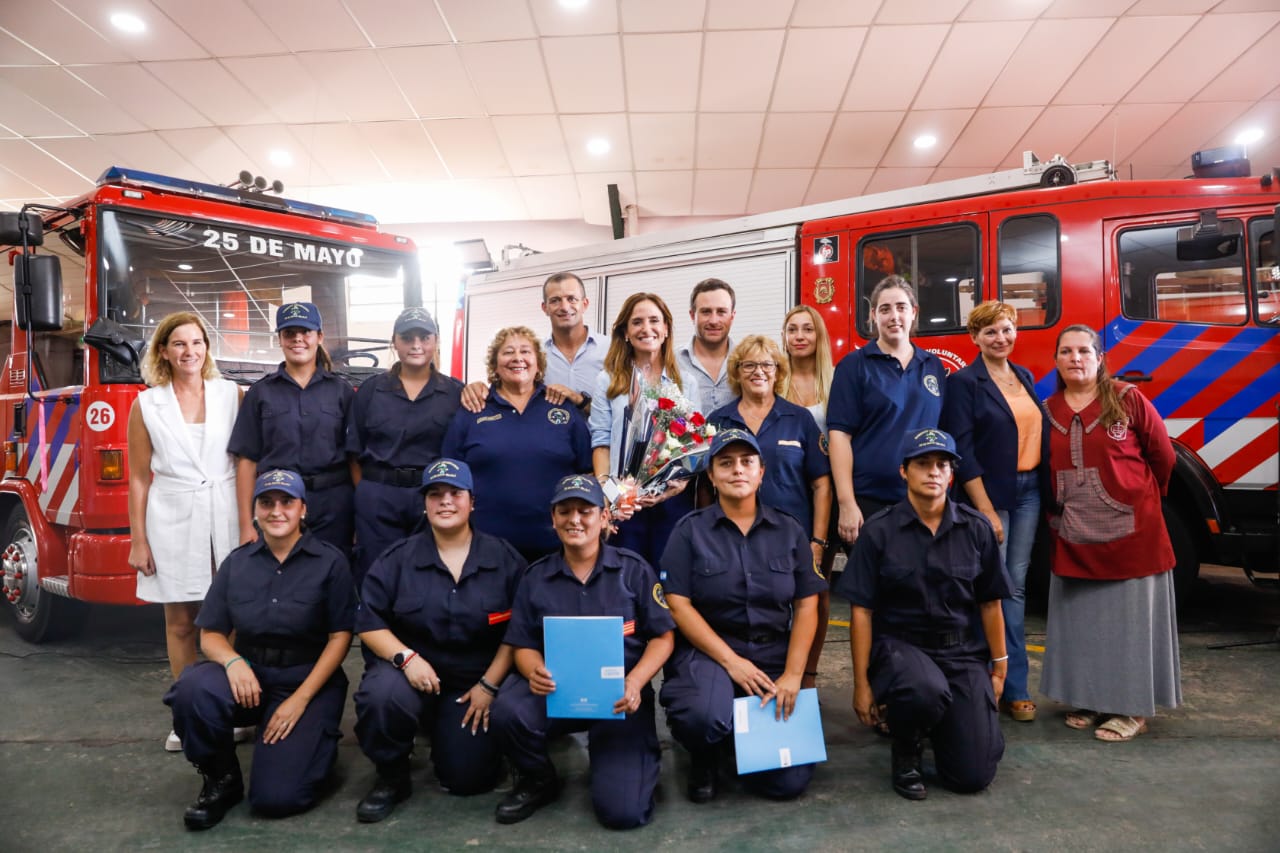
[739,361,777,374]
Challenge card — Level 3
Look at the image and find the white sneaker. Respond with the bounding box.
[233,726,255,744]
[164,730,182,752]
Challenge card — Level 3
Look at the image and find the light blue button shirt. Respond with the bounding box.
[676,337,734,414]
[543,330,607,397]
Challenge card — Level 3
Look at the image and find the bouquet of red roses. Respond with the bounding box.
[622,378,715,498]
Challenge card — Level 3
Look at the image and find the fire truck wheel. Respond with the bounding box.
[1,506,83,644]
[1162,501,1201,611]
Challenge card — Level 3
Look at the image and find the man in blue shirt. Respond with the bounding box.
[676,278,736,413]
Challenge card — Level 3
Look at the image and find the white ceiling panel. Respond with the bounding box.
[0,29,53,65]
[425,118,512,179]
[914,21,1032,110]
[23,136,114,185]
[1071,102,1181,164]
[493,115,573,175]
[623,33,703,113]
[151,0,290,56]
[221,56,348,124]
[577,171,636,225]
[692,169,752,215]
[299,123,387,184]
[543,35,626,113]
[459,41,556,115]
[863,167,936,193]
[0,162,54,200]
[436,0,538,42]
[1216,0,1280,9]
[345,0,452,47]
[636,170,694,216]
[1128,101,1253,166]
[699,30,785,112]
[1055,16,1198,104]
[561,114,632,173]
[928,166,997,182]
[446,178,528,221]
[2,2,132,64]
[757,113,835,169]
[221,124,336,185]
[803,167,874,204]
[516,174,584,220]
[95,132,204,180]
[985,17,1113,107]
[381,46,485,119]
[157,127,258,183]
[940,107,1043,167]
[961,0,1055,20]
[72,64,210,130]
[1001,104,1112,167]
[295,51,414,123]
[619,0,708,32]
[630,114,697,170]
[529,0,620,36]
[242,0,369,52]
[770,28,867,113]
[705,0,796,29]
[1197,27,1280,103]
[791,0,883,27]
[1127,0,1216,12]
[874,0,967,24]
[842,25,949,111]
[0,77,84,137]
[747,168,812,213]
[821,111,903,167]
[0,140,95,196]
[1125,13,1280,104]
[144,60,275,127]
[354,121,448,181]
[880,109,974,168]
[56,0,209,61]
[1042,0,1139,17]
[695,113,766,169]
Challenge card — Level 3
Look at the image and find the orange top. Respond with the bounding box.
[1001,384,1043,472]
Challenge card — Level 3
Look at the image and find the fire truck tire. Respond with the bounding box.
[1162,501,1201,610]
[1039,164,1075,187]
[1,506,84,644]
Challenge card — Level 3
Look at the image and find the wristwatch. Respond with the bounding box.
[392,649,415,669]
[576,391,592,411]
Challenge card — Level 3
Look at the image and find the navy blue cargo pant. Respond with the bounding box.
[304,482,355,563]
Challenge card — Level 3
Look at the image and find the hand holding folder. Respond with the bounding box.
[543,616,626,720]
[732,687,827,775]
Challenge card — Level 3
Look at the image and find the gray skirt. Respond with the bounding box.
[1039,571,1182,718]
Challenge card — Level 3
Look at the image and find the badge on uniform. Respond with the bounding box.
[924,375,940,397]
[488,610,511,625]
[547,407,570,425]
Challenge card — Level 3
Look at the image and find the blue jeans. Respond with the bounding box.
[997,471,1040,703]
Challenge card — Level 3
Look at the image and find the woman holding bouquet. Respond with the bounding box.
[443,326,592,562]
[588,292,694,564]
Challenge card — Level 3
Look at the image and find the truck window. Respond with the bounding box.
[856,224,978,338]
[1248,217,1280,325]
[998,215,1060,329]
[1118,221,1247,326]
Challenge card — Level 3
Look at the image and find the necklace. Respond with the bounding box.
[992,372,1020,390]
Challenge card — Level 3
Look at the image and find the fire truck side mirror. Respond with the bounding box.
[0,212,44,246]
[1176,211,1241,262]
[15,254,64,332]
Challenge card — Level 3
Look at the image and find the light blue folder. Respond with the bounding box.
[732,687,827,774]
[543,616,625,720]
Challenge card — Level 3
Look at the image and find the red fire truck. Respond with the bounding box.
[0,167,421,642]
[459,152,1279,602]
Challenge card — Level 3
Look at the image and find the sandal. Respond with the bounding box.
[1001,699,1037,722]
[1094,715,1147,742]
[1064,709,1106,730]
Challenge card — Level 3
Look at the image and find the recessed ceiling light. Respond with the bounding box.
[110,12,146,34]
[913,134,937,150]
[1234,128,1264,146]
[178,263,192,271]
[586,137,611,157]
[269,149,293,167]
[559,0,590,9]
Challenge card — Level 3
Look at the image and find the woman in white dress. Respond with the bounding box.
[127,312,242,750]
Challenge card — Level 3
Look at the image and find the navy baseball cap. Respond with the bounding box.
[709,427,762,459]
[901,428,961,463]
[253,468,306,501]
[276,301,322,331]
[549,474,606,508]
[393,307,438,337]
[420,458,474,493]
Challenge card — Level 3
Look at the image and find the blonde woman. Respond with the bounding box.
[781,305,835,434]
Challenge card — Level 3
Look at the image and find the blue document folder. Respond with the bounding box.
[543,616,625,720]
[732,687,827,774]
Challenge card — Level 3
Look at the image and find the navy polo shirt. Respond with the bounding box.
[661,504,827,649]
[197,532,355,647]
[355,530,527,688]
[441,385,592,556]
[833,500,1010,639]
[504,545,675,671]
[229,364,355,474]
[709,396,830,533]
[345,366,463,468]
[826,342,946,503]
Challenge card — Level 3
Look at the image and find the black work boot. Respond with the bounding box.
[356,759,412,823]
[494,768,560,824]
[891,735,927,801]
[686,748,719,804]
[183,759,244,830]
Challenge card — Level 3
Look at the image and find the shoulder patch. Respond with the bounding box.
[652,582,669,609]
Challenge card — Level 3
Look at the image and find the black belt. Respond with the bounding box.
[361,461,425,488]
[725,628,786,645]
[885,628,965,650]
[237,644,324,668]
[302,466,351,491]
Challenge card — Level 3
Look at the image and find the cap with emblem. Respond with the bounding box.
[393,307,438,337]
[549,474,606,508]
[900,427,961,463]
[419,458,474,493]
[276,301,322,332]
[709,427,762,459]
[253,468,306,501]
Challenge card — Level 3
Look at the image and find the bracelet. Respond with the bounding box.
[224,656,246,670]
[810,536,829,549]
[478,677,500,696]
[396,651,418,670]
[990,655,1009,663]
[803,670,819,677]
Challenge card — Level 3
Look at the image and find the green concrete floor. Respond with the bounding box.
[2,566,1278,852]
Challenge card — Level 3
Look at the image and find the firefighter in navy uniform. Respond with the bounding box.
[833,429,1011,800]
[165,469,355,829]
[229,302,356,557]
[351,459,526,823]
[347,307,463,585]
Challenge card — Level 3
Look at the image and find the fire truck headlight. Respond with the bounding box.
[98,449,124,481]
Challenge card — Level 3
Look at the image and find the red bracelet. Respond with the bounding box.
[396,651,418,670]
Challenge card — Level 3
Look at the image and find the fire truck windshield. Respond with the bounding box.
[96,209,418,384]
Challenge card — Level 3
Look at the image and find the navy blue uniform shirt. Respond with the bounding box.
[355,530,526,688]
[504,545,675,671]
[229,364,355,473]
[442,385,592,556]
[661,504,827,645]
[709,396,830,534]
[826,342,946,503]
[197,532,356,645]
[346,366,463,467]
[833,500,1011,638]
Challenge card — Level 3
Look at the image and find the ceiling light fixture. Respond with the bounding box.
[913,134,937,150]
[559,0,590,9]
[178,263,193,271]
[586,137,611,157]
[109,12,146,34]
[269,149,293,167]
[1234,128,1264,146]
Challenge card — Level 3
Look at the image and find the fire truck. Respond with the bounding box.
[459,152,1279,603]
[0,167,421,642]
